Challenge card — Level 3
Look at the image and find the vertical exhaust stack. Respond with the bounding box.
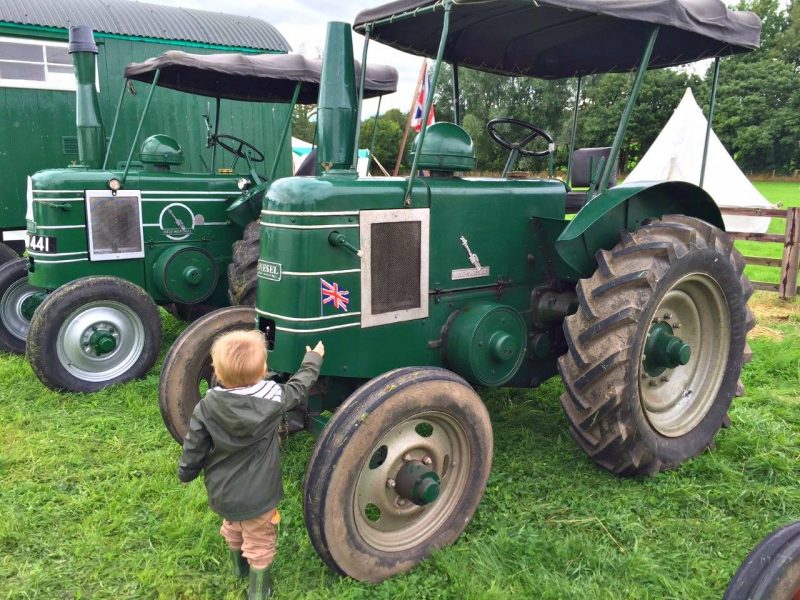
[69,26,105,168]
[317,22,357,173]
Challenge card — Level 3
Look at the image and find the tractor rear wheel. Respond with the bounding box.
[724,521,800,600]
[159,306,255,443]
[559,215,754,476]
[304,367,493,582]
[27,277,162,392]
[0,258,41,354]
[0,241,19,265]
[227,221,259,306]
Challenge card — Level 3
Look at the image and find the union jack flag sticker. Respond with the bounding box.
[321,278,349,313]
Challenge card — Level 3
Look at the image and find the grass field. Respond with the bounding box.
[1,183,799,599]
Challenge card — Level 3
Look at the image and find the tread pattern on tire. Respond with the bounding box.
[558,215,755,476]
[227,221,259,306]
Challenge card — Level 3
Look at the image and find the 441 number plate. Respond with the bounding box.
[26,234,57,254]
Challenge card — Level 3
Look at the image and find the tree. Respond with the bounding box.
[358,115,404,172]
[292,104,316,144]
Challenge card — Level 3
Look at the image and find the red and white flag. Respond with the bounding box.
[411,62,436,133]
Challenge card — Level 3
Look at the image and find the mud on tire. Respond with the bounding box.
[227,221,259,306]
[558,215,754,476]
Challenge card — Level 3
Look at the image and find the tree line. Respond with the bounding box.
[294,0,798,176]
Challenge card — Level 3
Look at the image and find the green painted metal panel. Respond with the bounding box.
[0,27,292,234]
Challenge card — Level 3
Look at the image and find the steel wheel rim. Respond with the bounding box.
[56,301,146,382]
[639,273,731,437]
[353,410,470,552]
[1,278,37,341]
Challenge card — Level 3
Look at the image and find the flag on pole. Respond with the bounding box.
[411,63,436,133]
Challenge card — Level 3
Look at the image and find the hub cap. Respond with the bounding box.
[56,301,145,382]
[639,273,730,437]
[1,278,40,341]
[354,411,470,552]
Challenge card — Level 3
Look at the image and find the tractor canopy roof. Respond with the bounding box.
[124,51,399,103]
[353,0,762,79]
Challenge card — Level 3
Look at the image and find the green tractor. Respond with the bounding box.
[1,26,397,391]
[160,0,760,583]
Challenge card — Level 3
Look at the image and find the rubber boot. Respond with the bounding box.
[229,549,249,578]
[247,567,272,600]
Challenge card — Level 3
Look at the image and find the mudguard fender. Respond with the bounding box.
[555,181,724,280]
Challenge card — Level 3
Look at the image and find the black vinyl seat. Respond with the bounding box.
[566,147,617,212]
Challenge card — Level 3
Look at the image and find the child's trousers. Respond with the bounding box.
[220,508,279,569]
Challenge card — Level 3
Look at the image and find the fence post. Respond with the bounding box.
[778,207,800,300]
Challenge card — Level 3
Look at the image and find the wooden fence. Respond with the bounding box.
[721,207,800,299]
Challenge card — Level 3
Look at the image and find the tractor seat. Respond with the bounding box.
[566,147,617,213]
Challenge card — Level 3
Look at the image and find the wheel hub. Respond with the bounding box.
[88,327,118,355]
[394,461,441,506]
[643,321,691,377]
[20,292,47,321]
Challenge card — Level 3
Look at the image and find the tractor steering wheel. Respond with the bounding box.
[487,118,554,157]
[213,134,265,163]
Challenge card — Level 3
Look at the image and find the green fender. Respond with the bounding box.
[556,181,725,281]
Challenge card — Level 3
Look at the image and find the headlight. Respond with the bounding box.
[108,178,122,192]
[237,177,250,191]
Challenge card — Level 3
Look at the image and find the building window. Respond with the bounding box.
[0,36,89,92]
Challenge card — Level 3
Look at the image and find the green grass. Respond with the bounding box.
[736,181,800,285]
[2,301,800,599]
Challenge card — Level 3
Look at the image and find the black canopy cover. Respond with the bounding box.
[354,0,762,79]
[124,52,399,103]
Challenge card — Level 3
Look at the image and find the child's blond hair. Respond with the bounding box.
[211,330,267,388]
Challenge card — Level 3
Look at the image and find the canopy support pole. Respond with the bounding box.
[103,80,127,170]
[405,0,451,206]
[597,27,659,197]
[700,57,721,188]
[566,76,581,187]
[269,82,302,181]
[452,62,460,126]
[122,69,160,183]
[353,26,372,170]
[366,95,383,175]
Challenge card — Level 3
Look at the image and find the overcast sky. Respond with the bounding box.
[156,0,791,115]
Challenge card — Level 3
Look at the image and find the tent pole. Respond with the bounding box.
[366,95,383,175]
[566,76,581,186]
[597,27,659,197]
[270,83,302,181]
[700,57,721,188]
[452,62,460,126]
[394,61,426,176]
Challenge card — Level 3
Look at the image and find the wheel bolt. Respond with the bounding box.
[403,453,413,462]
[397,499,407,507]
[673,322,681,329]
[660,375,670,383]
[386,478,396,488]
[422,456,432,465]
[649,380,658,387]
[663,312,672,320]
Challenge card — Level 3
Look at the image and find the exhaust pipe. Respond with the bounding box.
[317,22,357,173]
[69,26,105,168]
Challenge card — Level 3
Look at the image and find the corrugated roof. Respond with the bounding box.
[0,0,290,52]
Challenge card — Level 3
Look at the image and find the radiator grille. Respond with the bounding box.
[370,221,421,315]
[87,194,143,258]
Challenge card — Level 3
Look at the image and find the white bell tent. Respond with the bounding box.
[626,88,772,233]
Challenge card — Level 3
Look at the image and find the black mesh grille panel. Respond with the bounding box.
[88,194,142,256]
[370,221,421,315]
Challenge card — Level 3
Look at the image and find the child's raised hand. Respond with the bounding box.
[306,341,325,358]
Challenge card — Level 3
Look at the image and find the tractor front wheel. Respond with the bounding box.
[0,241,19,265]
[0,259,42,354]
[159,306,256,443]
[559,215,753,476]
[27,277,162,392]
[227,221,259,306]
[724,521,800,600]
[304,367,493,582]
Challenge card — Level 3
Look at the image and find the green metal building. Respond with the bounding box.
[0,0,292,253]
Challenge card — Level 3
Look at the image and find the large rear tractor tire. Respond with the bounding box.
[227,221,259,306]
[0,241,19,265]
[559,215,754,476]
[159,306,256,443]
[724,521,800,600]
[0,259,42,354]
[27,277,162,392]
[304,367,493,582]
